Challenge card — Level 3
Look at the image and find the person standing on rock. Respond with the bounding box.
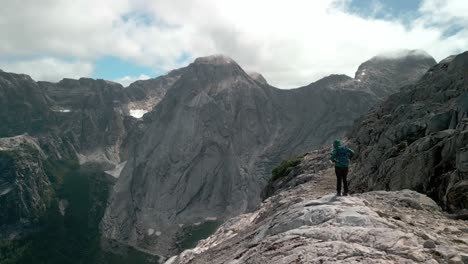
[330,140,354,196]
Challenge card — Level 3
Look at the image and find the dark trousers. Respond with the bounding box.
[335,167,349,195]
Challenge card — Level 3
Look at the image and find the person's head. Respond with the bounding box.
[333,139,341,148]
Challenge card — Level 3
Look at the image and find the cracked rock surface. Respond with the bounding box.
[166,151,468,264]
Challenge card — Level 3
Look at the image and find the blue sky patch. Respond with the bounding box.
[347,0,422,22]
[93,56,157,80]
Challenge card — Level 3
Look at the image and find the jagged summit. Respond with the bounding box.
[193,54,236,65]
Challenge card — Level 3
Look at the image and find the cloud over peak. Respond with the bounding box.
[0,0,467,88]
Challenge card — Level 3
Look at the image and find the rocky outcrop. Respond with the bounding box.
[165,150,468,264]
[101,52,436,256]
[0,70,51,137]
[349,51,468,213]
[0,135,52,239]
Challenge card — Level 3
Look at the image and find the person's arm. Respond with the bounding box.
[330,150,337,162]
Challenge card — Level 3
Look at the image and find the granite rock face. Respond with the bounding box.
[0,135,52,239]
[0,70,51,137]
[101,52,436,255]
[349,51,468,213]
[38,78,129,166]
[165,150,468,264]
[0,70,176,166]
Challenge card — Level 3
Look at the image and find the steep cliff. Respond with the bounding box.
[0,135,52,239]
[38,78,129,166]
[349,51,468,213]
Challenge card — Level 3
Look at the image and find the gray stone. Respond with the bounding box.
[165,187,468,264]
[449,256,463,264]
[460,253,468,264]
[457,148,468,173]
[423,240,436,248]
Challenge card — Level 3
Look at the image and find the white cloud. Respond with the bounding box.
[114,74,151,87]
[0,58,93,82]
[419,0,468,25]
[0,0,467,88]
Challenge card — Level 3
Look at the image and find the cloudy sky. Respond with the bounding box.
[0,0,467,88]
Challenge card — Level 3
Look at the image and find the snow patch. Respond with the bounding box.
[104,161,127,179]
[206,217,217,221]
[130,109,148,119]
[52,108,72,113]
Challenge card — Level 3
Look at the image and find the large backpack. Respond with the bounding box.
[336,146,350,167]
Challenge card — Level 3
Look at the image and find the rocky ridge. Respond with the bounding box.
[165,149,468,264]
[38,78,129,166]
[349,51,468,213]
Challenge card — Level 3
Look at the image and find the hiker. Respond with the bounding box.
[330,140,354,196]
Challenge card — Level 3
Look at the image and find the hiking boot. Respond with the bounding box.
[336,192,342,196]
[343,193,348,196]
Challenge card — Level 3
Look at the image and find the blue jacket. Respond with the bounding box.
[330,141,354,168]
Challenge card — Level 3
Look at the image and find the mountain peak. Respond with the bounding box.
[353,49,437,98]
[373,49,433,60]
[194,54,236,65]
